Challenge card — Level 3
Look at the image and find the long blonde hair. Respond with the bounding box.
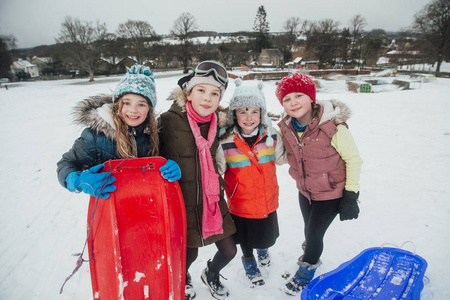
[112,97,159,159]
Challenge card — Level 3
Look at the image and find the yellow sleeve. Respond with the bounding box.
[331,125,363,193]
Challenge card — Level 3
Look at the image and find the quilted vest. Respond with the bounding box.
[278,108,346,202]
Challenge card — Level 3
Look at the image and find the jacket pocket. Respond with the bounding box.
[305,172,333,193]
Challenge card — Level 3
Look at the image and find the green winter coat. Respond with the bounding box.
[158,87,236,248]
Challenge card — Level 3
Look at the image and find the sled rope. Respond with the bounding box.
[60,159,127,294]
[381,240,417,255]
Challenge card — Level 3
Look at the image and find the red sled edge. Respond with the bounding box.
[86,157,186,300]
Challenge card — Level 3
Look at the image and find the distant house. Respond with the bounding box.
[285,57,303,68]
[31,56,52,73]
[98,57,117,73]
[11,59,40,78]
[258,48,284,67]
[117,57,138,73]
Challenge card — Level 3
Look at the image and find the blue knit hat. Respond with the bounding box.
[112,64,157,107]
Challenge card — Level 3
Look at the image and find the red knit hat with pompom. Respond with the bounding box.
[275,73,316,104]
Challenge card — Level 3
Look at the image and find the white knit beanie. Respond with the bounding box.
[227,79,273,146]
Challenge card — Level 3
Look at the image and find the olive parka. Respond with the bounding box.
[157,87,236,248]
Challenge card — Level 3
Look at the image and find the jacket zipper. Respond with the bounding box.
[195,148,205,246]
[131,128,138,157]
[229,182,239,200]
[289,123,310,202]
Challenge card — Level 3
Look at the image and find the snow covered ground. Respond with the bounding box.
[0,68,449,299]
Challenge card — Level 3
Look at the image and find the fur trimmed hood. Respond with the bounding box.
[317,99,351,125]
[72,94,116,140]
[166,86,228,126]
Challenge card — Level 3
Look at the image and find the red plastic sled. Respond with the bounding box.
[86,157,186,300]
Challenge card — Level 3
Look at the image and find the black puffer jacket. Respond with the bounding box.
[57,94,154,188]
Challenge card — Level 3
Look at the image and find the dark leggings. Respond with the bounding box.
[299,192,339,265]
[185,235,237,278]
[240,243,254,258]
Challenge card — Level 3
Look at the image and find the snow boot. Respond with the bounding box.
[185,272,196,299]
[242,256,265,287]
[256,248,271,267]
[201,259,229,299]
[283,260,320,296]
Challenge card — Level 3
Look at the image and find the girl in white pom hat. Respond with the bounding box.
[216,79,286,287]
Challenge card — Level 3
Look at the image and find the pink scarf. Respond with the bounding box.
[186,101,223,239]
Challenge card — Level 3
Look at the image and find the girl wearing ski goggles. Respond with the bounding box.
[178,61,229,90]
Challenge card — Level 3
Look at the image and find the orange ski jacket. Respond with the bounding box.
[217,126,286,219]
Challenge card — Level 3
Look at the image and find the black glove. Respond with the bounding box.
[339,190,360,221]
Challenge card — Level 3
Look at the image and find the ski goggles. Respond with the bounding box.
[178,61,229,89]
[194,61,228,86]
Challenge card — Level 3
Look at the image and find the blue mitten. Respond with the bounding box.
[160,159,181,182]
[66,164,116,199]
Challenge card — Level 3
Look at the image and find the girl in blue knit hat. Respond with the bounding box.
[57,64,181,199]
[216,79,286,287]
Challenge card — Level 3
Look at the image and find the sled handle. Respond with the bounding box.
[381,241,417,255]
[113,163,157,173]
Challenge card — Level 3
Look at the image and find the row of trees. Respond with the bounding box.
[2,0,449,81]
[41,9,389,81]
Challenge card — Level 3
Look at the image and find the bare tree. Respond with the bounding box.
[304,19,340,69]
[171,12,197,73]
[361,29,387,66]
[97,33,126,73]
[412,0,450,73]
[117,20,157,64]
[349,14,367,62]
[349,14,367,44]
[282,17,301,62]
[56,16,107,81]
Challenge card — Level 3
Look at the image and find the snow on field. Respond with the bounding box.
[0,69,449,299]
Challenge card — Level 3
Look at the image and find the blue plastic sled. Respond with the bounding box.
[301,247,427,300]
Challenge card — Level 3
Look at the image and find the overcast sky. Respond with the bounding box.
[1,0,431,49]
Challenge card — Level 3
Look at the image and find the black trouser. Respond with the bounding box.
[185,235,237,280]
[299,192,339,265]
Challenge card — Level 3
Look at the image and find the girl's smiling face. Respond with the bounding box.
[282,92,313,125]
[187,84,221,117]
[119,94,150,127]
[235,107,261,135]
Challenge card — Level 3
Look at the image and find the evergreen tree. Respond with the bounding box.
[0,37,13,78]
[253,6,271,52]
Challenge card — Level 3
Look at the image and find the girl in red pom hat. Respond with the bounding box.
[276,73,363,296]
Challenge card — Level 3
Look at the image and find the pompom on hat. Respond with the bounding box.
[227,79,273,146]
[275,73,316,104]
[112,64,157,107]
